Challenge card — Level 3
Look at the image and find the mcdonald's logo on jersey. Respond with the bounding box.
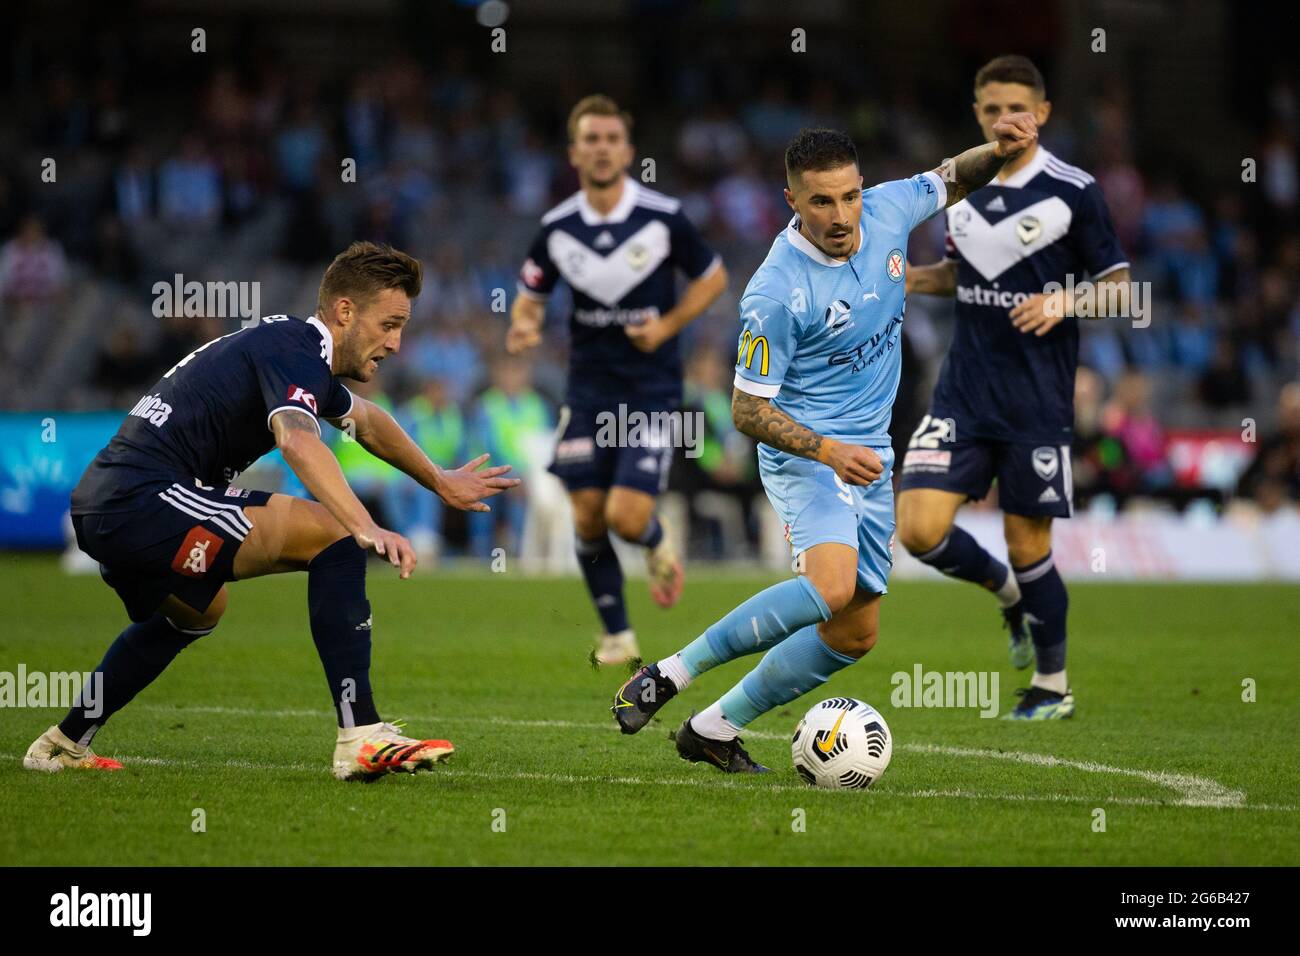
[737,329,770,376]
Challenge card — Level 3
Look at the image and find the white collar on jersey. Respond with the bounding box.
[784,215,861,268]
[306,314,335,370]
[577,176,639,225]
[998,145,1052,190]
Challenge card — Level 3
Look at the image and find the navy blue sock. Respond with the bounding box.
[913,525,1010,593]
[633,516,663,551]
[308,538,381,728]
[576,534,628,634]
[58,614,212,747]
[1015,551,1068,673]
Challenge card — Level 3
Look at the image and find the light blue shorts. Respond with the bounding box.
[758,446,896,595]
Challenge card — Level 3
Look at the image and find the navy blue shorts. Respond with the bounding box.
[72,478,273,623]
[548,404,675,497]
[898,414,1073,518]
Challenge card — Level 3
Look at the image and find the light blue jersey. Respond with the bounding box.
[735,170,946,591]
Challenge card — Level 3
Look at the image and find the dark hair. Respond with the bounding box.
[317,241,422,315]
[784,128,859,181]
[567,94,634,142]
[974,55,1046,96]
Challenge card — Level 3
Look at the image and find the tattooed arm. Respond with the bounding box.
[731,389,883,486]
[935,112,1038,208]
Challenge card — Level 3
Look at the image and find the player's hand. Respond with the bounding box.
[991,112,1037,160]
[506,317,542,354]
[820,439,884,486]
[1010,288,1070,336]
[437,453,521,511]
[624,314,673,353]
[354,525,417,579]
[904,262,914,295]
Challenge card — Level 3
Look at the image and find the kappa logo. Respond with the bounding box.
[286,385,317,414]
[171,525,223,578]
[521,257,545,289]
[1032,446,1059,482]
[1017,215,1043,245]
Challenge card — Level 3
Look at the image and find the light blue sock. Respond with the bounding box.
[678,576,831,678]
[717,624,858,728]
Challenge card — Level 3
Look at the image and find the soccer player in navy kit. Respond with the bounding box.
[24,242,519,778]
[507,95,728,666]
[898,56,1133,719]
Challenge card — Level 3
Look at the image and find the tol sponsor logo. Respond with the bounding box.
[594,404,705,459]
[49,886,151,936]
[890,664,1000,718]
[152,273,261,327]
[0,665,102,717]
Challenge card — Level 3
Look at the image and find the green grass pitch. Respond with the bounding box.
[1,554,1296,866]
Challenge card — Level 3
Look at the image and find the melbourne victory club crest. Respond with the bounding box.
[1017,216,1042,245]
[1032,446,1059,481]
[886,248,904,282]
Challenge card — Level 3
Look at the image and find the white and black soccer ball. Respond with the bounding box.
[791,697,892,790]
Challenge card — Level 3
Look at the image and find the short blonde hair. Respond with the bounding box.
[567,94,633,143]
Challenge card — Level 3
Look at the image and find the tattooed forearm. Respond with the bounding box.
[731,389,825,460]
[936,142,1011,208]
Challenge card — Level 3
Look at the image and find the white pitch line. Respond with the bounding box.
[2,752,1292,811]
[117,704,1293,811]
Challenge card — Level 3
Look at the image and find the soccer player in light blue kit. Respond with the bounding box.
[612,119,1039,771]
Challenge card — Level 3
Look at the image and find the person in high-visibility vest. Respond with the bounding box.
[467,357,552,558]
[392,377,465,560]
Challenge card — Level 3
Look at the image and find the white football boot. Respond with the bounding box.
[23,725,123,772]
[645,526,685,609]
[332,720,454,781]
[594,629,641,667]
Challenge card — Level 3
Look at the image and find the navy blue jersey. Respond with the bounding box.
[932,148,1127,442]
[517,177,719,407]
[72,315,353,514]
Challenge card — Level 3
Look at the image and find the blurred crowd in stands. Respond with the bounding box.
[2,44,1298,558]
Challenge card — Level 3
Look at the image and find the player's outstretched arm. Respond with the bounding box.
[731,389,883,486]
[272,408,415,577]
[625,262,728,353]
[935,112,1038,208]
[332,396,521,512]
[905,259,958,297]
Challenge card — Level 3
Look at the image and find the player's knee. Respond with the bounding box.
[807,573,855,615]
[1005,523,1051,567]
[571,503,607,540]
[164,587,226,639]
[896,507,949,556]
[820,620,877,659]
[605,506,647,542]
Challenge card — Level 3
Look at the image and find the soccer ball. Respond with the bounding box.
[791,697,892,790]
